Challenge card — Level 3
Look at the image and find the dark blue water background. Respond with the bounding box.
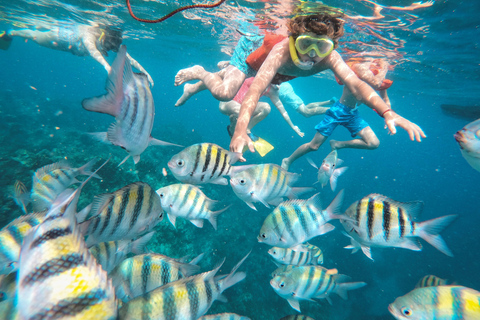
[0,0,479,319]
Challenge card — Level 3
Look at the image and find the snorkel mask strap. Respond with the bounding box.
[289,36,314,70]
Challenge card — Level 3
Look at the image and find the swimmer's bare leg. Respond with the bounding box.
[175,81,206,107]
[247,102,271,132]
[330,126,380,150]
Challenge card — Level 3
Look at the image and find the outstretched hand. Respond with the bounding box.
[229,131,254,162]
[293,126,305,137]
[384,112,426,142]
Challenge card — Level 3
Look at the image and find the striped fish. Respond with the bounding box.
[279,315,316,320]
[307,150,348,191]
[89,231,154,273]
[11,180,29,214]
[389,285,480,320]
[268,243,323,266]
[271,265,296,278]
[31,158,100,210]
[258,191,348,249]
[82,45,180,166]
[17,162,117,320]
[270,265,366,312]
[111,253,204,302]
[341,194,457,261]
[118,253,249,320]
[168,143,245,185]
[230,163,314,210]
[156,183,230,230]
[415,275,450,289]
[0,210,48,274]
[81,182,163,247]
[198,313,251,320]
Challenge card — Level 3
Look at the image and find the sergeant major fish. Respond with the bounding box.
[89,231,154,273]
[258,191,349,249]
[118,253,249,320]
[168,143,247,185]
[454,118,480,172]
[389,285,480,320]
[156,183,229,230]
[81,182,163,247]
[414,275,450,288]
[341,194,457,261]
[230,163,314,211]
[31,158,100,210]
[82,45,180,166]
[268,243,323,266]
[111,253,204,302]
[17,160,117,320]
[198,314,251,320]
[270,265,366,312]
[307,150,348,191]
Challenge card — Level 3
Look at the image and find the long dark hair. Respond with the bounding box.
[98,26,123,54]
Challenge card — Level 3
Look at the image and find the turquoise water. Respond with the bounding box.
[0,0,479,319]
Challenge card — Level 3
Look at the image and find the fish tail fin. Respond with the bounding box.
[333,281,367,300]
[77,158,102,179]
[208,205,231,230]
[324,189,346,221]
[418,214,457,257]
[329,166,348,191]
[129,231,155,254]
[82,45,128,116]
[218,251,250,292]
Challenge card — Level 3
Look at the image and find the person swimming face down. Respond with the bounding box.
[287,12,345,70]
[96,26,123,56]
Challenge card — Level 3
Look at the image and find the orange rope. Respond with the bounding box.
[126,0,226,23]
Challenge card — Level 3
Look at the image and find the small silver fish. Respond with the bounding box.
[454,118,480,172]
[341,194,457,260]
[270,265,366,312]
[258,191,347,249]
[230,163,314,210]
[156,183,229,230]
[111,253,203,302]
[168,143,245,185]
[82,45,180,166]
[81,182,163,247]
[118,253,249,320]
[89,231,154,273]
[31,158,100,210]
[268,243,323,266]
[307,150,348,191]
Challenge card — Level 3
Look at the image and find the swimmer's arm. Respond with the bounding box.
[268,93,304,137]
[231,39,290,153]
[379,90,391,108]
[126,53,154,86]
[83,33,111,72]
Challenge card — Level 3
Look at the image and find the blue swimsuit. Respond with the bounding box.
[315,101,369,137]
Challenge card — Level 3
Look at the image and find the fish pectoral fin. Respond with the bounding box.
[167,213,177,228]
[361,245,374,261]
[287,297,301,312]
[244,201,257,211]
[190,219,204,228]
[399,238,423,251]
[133,155,140,164]
[210,177,229,185]
[251,193,270,209]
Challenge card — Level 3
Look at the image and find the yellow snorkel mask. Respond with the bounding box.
[289,34,334,70]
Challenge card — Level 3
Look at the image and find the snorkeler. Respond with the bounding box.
[281,58,394,170]
[1,23,154,86]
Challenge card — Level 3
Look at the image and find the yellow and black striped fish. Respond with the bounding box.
[198,313,251,320]
[118,253,249,320]
[17,165,117,320]
[0,210,48,274]
[415,275,450,288]
[389,285,480,320]
[82,182,163,247]
[89,231,154,273]
[31,158,100,210]
[111,253,203,302]
[230,163,314,211]
[168,143,245,185]
[268,243,323,266]
[156,183,229,230]
[341,194,457,260]
[270,265,366,312]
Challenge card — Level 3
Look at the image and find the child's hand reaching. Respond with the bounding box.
[293,126,305,137]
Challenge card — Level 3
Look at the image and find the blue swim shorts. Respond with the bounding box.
[229,35,264,77]
[278,82,304,111]
[315,101,369,137]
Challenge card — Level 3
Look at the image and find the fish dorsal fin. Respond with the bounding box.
[307,193,323,210]
[285,171,301,185]
[90,193,113,218]
[34,161,70,179]
[401,200,424,220]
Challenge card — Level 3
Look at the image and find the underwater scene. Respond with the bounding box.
[0,0,479,319]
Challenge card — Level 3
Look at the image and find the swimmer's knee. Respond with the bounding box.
[309,142,321,151]
[367,139,380,149]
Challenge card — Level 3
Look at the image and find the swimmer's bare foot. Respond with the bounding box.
[175,83,198,107]
[217,61,230,70]
[174,65,205,86]
[330,139,340,150]
[281,158,290,170]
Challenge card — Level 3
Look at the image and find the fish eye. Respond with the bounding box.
[273,250,277,254]
[159,193,164,198]
[476,129,480,139]
[261,233,266,238]
[401,307,412,316]
[176,159,185,167]
[159,212,163,218]
[240,179,246,185]
[280,282,285,288]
